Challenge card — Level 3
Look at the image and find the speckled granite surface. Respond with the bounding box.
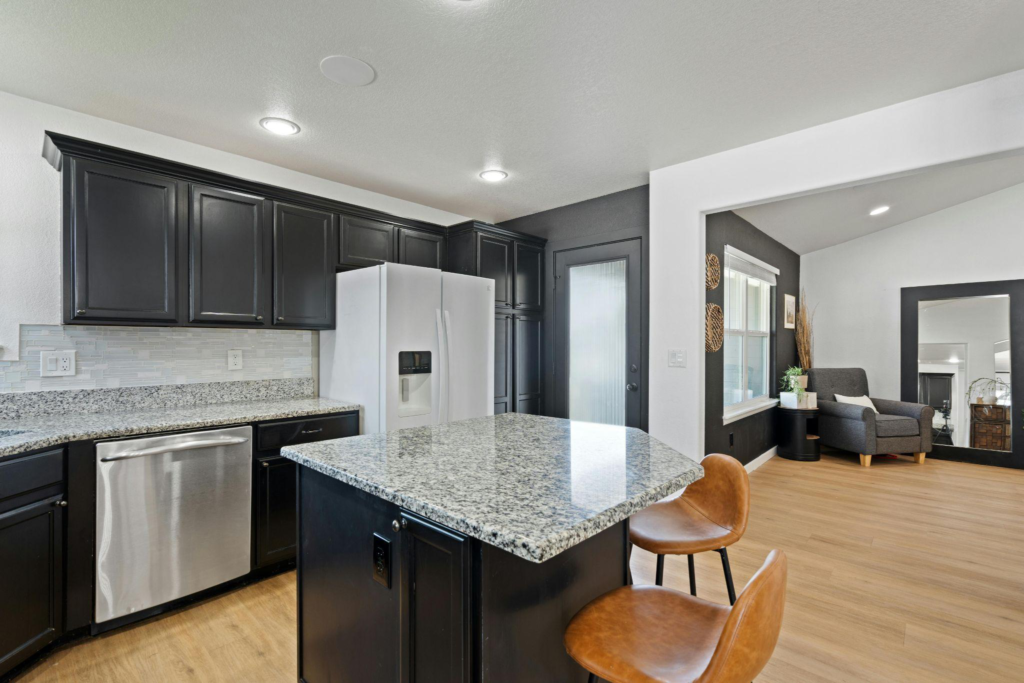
[0,395,360,459]
[282,413,703,563]
[0,377,315,420]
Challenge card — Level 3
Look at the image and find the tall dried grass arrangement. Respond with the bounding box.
[796,288,814,369]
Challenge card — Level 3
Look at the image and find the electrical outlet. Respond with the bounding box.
[40,350,76,377]
[228,349,244,371]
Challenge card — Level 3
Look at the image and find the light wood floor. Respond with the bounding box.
[17,454,1024,682]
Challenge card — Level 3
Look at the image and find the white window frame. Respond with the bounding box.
[722,249,778,425]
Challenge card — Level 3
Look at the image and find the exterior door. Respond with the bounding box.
[554,240,642,428]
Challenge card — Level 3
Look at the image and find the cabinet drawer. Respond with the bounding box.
[0,449,64,513]
[256,413,359,451]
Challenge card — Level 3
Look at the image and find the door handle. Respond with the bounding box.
[100,436,250,462]
[626,383,638,392]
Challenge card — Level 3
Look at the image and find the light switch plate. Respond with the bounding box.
[668,349,687,368]
[41,350,76,377]
[228,349,244,371]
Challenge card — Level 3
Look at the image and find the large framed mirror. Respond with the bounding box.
[902,280,1024,469]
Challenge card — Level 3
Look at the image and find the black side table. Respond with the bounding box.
[778,408,820,461]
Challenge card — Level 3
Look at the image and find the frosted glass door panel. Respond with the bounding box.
[569,260,627,425]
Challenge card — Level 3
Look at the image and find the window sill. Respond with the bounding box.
[723,398,779,426]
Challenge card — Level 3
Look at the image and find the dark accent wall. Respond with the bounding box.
[500,185,650,430]
[705,211,800,465]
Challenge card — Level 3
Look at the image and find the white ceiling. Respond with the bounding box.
[735,153,1024,254]
[2,1,1024,223]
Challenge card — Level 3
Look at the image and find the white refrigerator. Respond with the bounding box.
[320,263,495,434]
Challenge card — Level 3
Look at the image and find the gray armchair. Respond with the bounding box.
[806,368,934,467]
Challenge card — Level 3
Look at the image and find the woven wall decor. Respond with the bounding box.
[705,303,724,353]
[705,253,720,290]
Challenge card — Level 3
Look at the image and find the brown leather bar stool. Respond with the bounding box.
[629,453,749,604]
[565,550,787,683]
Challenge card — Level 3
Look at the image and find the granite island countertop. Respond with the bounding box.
[0,396,361,459]
[281,413,703,563]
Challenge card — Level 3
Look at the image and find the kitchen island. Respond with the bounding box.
[282,413,703,682]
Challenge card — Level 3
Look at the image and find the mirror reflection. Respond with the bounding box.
[918,295,1011,451]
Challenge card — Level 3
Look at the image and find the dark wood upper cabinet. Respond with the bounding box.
[340,216,394,268]
[65,158,186,324]
[478,234,513,309]
[0,496,64,679]
[273,203,336,329]
[494,313,513,416]
[514,313,543,416]
[190,185,269,325]
[398,228,446,270]
[513,242,544,310]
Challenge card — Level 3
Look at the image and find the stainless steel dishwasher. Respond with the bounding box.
[95,425,252,624]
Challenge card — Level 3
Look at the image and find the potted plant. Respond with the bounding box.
[780,366,816,409]
[966,377,1010,405]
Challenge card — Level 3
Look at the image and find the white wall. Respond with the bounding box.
[649,69,1024,458]
[0,91,468,361]
[804,185,1024,401]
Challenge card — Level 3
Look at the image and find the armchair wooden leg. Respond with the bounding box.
[913,452,926,464]
[859,454,872,467]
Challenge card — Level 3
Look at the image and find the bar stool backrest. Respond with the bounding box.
[697,549,788,683]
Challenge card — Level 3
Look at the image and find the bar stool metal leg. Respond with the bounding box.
[717,548,737,605]
[655,554,665,586]
[687,554,696,596]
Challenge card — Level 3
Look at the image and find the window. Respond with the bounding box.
[723,247,777,418]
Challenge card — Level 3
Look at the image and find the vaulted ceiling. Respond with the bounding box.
[2,0,1023,222]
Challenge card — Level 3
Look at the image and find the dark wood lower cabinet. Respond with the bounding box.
[0,496,64,678]
[254,455,297,568]
[400,512,471,683]
[297,469,625,683]
[514,313,543,415]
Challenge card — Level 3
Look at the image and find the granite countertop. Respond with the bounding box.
[282,413,703,563]
[0,396,361,459]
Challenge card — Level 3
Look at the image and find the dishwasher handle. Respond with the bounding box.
[99,436,250,462]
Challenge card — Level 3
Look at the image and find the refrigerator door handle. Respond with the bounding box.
[443,309,453,424]
[435,308,447,424]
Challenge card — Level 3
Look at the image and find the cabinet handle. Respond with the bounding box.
[54,500,68,507]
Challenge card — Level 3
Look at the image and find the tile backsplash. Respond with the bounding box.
[0,325,314,393]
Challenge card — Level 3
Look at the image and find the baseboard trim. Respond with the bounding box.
[745,446,777,473]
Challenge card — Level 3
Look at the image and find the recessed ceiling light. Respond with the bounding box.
[320,55,376,87]
[260,117,300,136]
[869,205,890,216]
[480,170,508,182]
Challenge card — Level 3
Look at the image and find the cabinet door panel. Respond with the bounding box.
[477,234,512,308]
[273,203,336,329]
[0,497,63,678]
[69,159,184,323]
[494,313,513,416]
[515,314,543,415]
[190,185,268,324]
[254,456,297,568]
[398,229,446,270]
[514,242,544,310]
[299,470,401,683]
[340,216,394,268]
[400,512,471,683]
